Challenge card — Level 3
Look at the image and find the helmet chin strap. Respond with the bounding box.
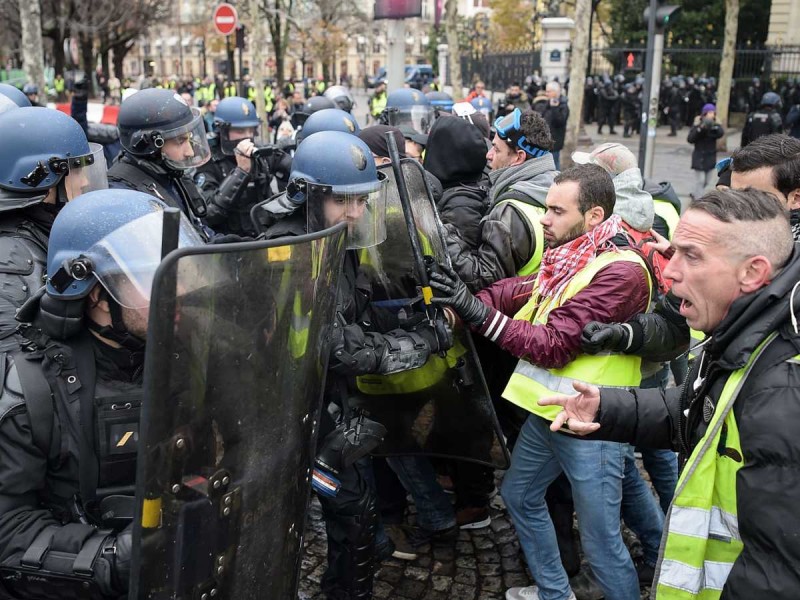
[87,289,146,352]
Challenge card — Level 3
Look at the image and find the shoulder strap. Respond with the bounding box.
[72,334,98,505]
[12,352,54,457]
[495,188,546,210]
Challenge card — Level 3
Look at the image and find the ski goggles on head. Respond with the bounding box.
[715,156,732,175]
[493,108,549,158]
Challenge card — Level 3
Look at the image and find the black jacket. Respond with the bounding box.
[532,97,569,151]
[687,117,724,171]
[0,331,141,599]
[423,116,491,249]
[741,108,784,147]
[595,245,800,599]
[108,153,211,240]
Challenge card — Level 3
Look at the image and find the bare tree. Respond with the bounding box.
[444,0,462,100]
[256,0,298,87]
[562,0,591,166]
[306,0,366,83]
[249,0,267,120]
[18,0,47,95]
[716,0,739,150]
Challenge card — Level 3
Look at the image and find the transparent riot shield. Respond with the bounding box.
[129,224,347,600]
[357,160,510,469]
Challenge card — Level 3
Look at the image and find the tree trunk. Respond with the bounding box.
[100,39,110,79]
[249,0,266,121]
[18,0,47,98]
[562,0,591,167]
[716,0,739,151]
[112,41,129,80]
[444,0,462,100]
[48,31,66,77]
[79,32,95,97]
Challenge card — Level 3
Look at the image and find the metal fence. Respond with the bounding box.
[461,48,541,92]
[590,45,800,80]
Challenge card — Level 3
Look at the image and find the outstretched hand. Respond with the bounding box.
[538,381,602,435]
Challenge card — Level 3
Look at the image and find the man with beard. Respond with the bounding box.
[429,165,652,600]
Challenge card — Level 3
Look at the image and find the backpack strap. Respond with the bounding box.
[12,352,54,458]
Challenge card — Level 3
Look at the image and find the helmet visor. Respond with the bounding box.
[88,211,206,308]
[64,143,108,199]
[388,106,434,134]
[306,175,388,249]
[161,108,211,170]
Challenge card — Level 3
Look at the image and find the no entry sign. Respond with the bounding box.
[213,3,238,37]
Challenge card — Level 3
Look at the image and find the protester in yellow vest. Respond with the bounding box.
[430,164,654,600]
[538,188,800,600]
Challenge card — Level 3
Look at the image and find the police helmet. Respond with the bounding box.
[323,85,355,113]
[22,83,38,96]
[426,91,454,114]
[213,96,261,155]
[295,108,360,144]
[761,92,782,108]
[383,88,434,134]
[46,189,204,307]
[117,88,211,170]
[470,96,492,117]
[291,95,337,129]
[0,83,31,107]
[288,131,388,249]
[0,107,107,212]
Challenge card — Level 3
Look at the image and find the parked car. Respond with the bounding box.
[367,64,436,90]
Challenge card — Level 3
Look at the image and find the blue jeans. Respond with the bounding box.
[638,363,679,514]
[501,415,639,600]
[387,455,455,531]
[640,448,678,514]
[621,446,665,566]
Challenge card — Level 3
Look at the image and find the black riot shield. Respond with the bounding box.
[356,160,510,469]
[129,224,347,600]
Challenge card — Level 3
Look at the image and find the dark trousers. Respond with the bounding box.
[319,456,378,600]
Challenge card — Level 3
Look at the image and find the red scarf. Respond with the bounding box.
[536,214,623,300]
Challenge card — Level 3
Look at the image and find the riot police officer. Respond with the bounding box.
[380,88,435,134]
[741,92,785,147]
[257,131,451,599]
[0,189,205,600]
[323,85,356,113]
[109,88,213,239]
[193,96,268,237]
[0,107,107,352]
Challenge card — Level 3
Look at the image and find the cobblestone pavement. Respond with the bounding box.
[298,477,654,600]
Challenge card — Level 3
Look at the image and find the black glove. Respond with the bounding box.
[429,264,489,327]
[412,318,453,354]
[580,321,632,354]
[112,524,133,593]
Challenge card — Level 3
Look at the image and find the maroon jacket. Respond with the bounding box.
[473,249,651,369]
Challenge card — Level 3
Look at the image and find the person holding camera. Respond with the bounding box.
[193,96,279,237]
[687,103,724,199]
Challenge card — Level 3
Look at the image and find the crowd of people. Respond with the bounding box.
[0,66,798,600]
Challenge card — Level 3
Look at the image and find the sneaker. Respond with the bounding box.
[456,506,491,530]
[406,524,458,548]
[505,586,577,600]
[384,525,418,561]
[634,556,656,586]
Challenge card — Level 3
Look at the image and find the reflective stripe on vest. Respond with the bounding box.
[502,250,651,419]
[654,333,780,600]
[494,199,545,276]
[654,199,681,241]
